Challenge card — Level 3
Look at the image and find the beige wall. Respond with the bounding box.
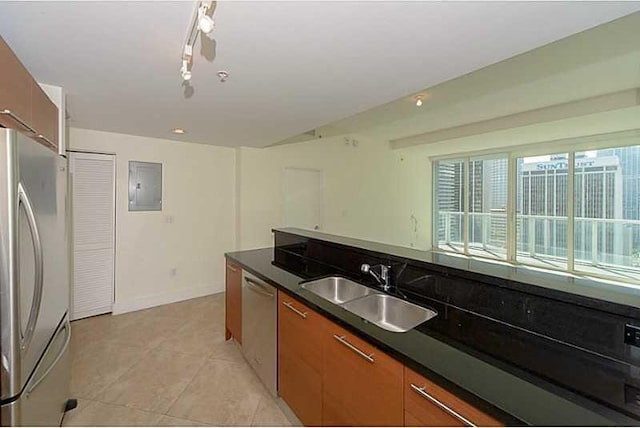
[236,106,640,252]
[236,135,430,251]
[68,128,236,314]
[235,14,640,252]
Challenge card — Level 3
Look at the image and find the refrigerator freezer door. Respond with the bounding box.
[1,314,71,427]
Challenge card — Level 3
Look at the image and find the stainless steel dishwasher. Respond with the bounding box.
[241,270,277,396]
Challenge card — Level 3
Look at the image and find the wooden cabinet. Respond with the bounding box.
[278,292,324,426]
[225,260,242,344]
[30,80,59,148]
[0,37,32,130]
[0,36,58,150]
[322,320,404,426]
[404,367,502,427]
[269,280,505,427]
[273,292,504,427]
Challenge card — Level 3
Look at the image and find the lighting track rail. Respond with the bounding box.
[181,1,215,82]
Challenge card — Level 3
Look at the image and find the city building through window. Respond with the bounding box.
[434,143,640,284]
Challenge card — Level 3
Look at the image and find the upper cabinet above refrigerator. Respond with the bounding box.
[0,36,59,152]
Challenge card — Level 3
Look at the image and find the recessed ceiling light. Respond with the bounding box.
[172,128,186,134]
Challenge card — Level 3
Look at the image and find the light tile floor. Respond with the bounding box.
[62,293,293,427]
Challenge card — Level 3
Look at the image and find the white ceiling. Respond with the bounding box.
[1,1,639,148]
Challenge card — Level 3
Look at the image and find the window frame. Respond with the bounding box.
[431,129,640,285]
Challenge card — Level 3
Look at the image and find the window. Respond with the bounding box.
[433,142,640,284]
[435,159,464,253]
[573,147,640,278]
[516,153,569,270]
[468,156,508,259]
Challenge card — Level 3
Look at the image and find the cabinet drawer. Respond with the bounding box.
[278,292,324,426]
[322,320,403,426]
[404,367,502,427]
[278,292,323,372]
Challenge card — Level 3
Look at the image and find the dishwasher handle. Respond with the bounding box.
[245,277,275,298]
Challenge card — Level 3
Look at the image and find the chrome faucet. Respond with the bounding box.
[361,263,391,292]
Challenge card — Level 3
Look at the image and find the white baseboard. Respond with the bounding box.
[71,305,113,321]
[112,284,223,315]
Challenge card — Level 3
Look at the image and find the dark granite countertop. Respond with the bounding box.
[226,247,640,426]
[273,228,640,319]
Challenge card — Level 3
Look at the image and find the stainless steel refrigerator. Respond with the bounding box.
[1,127,71,426]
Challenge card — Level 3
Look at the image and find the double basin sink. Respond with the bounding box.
[300,276,437,332]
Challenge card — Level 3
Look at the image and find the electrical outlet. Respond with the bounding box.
[625,324,640,347]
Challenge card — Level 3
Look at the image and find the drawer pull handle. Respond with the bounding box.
[0,109,36,134]
[282,301,307,319]
[410,383,476,427]
[226,264,238,273]
[333,334,374,363]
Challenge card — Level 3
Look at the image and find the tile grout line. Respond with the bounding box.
[69,296,228,426]
[60,398,95,426]
[85,347,208,415]
[162,354,210,418]
[249,395,265,427]
[86,345,155,402]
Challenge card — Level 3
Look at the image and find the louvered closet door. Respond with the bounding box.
[70,152,115,320]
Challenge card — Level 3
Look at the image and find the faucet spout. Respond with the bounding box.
[361,263,391,292]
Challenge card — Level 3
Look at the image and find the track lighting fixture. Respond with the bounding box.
[179,1,218,82]
[181,59,192,81]
[181,45,193,82]
[198,4,215,34]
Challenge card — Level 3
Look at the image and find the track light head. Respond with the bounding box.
[179,2,218,82]
[198,4,215,34]
[181,59,192,81]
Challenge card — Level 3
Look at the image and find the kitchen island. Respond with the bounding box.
[225,228,640,426]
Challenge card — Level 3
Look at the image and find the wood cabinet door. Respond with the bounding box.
[322,320,403,426]
[0,36,33,131]
[30,80,59,149]
[404,367,502,427]
[278,292,324,426]
[225,260,242,344]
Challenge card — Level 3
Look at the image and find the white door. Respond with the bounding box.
[69,152,115,320]
[282,167,323,231]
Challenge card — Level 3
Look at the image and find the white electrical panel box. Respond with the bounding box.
[128,161,162,211]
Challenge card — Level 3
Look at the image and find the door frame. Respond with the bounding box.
[281,166,325,231]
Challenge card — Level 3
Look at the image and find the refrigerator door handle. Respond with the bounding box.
[26,318,70,395]
[18,182,44,352]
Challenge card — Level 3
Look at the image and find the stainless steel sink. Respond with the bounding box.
[341,294,437,332]
[301,276,377,305]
